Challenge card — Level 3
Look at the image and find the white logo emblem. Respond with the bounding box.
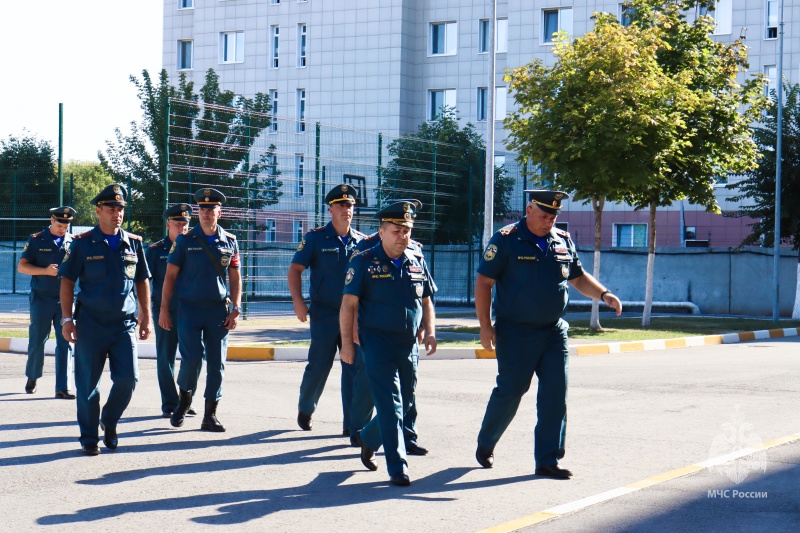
[707,406,767,484]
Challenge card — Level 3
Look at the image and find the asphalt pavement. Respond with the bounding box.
[1,336,798,531]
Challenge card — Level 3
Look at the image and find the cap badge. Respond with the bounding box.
[554,193,563,200]
[341,185,348,192]
[403,203,411,212]
[112,185,121,194]
[181,204,188,210]
[204,189,212,196]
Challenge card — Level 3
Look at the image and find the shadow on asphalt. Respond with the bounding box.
[39,467,537,526]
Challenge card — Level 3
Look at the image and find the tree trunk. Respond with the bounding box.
[590,196,605,332]
[642,202,657,327]
[793,260,800,320]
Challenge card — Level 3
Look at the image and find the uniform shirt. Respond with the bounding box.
[478,218,584,328]
[343,242,436,341]
[22,227,73,296]
[145,236,175,312]
[58,226,150,321]
[167,224,240,303]
[291,221,365,309]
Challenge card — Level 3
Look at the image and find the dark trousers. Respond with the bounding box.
[477,319,569,468]
[298,309,358,429]
[153,307,202,414]
[358,328,417,476]
[176,300,228,401]
[74,312,138,447]
[26,292,72,391]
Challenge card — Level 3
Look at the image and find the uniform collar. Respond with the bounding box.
[91,225,130,249]
[325,220,356,240]
[191,224,223,241]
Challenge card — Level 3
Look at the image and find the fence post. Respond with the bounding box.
[377,133,383,209]
[58,103,64,206]
[69,172,74,208]
[243,114,251,318]
[522,159,528,211]
[315,122,321,227]
[468,166,473,305]
[430,144,437,276]
[163,99,171,213]
[12,172,17,294]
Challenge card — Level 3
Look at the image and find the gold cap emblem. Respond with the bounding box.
[403,203,411,212]
[341,185,347,192]
[204,189,212,196]
[112,185,121,193]
[181,204,188,210]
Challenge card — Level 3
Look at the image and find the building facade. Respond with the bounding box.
[162,0,790,248]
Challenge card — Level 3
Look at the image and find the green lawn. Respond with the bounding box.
[440,317,800,342]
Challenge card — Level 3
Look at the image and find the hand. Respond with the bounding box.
[224,308,240,330]
[293,300,309,322]
[46,264,59,276]
[138,318,152,340]
[159,309,173,331]
[62,321,77,343]
[479,326,495,352]
[602,293,623,316]
[423,335,437,356]
[340,343,355,365]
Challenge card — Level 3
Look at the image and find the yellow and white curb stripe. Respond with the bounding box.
[477,431,800,533]
[575,327,800,356]
[2,327,797,361]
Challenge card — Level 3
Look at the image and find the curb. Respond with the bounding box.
[2,327,797,361]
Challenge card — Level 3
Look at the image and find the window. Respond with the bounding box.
[764,65,777,98]
[494,155,506,168]
[697,0,732,34]
[296,89,306,133]
[265,219,276,242]
[178,0,193,9]
[428,89,456,121]
[613,223,647,247]
[269,90,278,133]
[293,219,304,242]
[177,40,193,70]
[219,31,244,63]
[295,154,305,196]
[477,87,507,121]
[271,26,280,68]
[620,4,634,26]
[271,0,280,4]
[766,0,778,39]
[542,8,573,44]
[297,24,307,67]
[267,153,278,175]
[430,22,457,56]
[478,18,508,53]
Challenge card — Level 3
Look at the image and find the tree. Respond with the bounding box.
[385,108,514,244]
[60,161,115,229]
[0,133,59,240]
[505,13,680,330]
[625,0,766,325]
[99,69,280,240]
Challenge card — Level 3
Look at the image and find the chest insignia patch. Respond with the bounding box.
[562,264,569,279]
[221,255,231,267]
[126,263,136,277]
[484,244,497,261]
[345,267,355,285]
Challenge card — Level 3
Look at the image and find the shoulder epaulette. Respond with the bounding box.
[351,250,372,262]
[352,229,368,238]
[76,231,93,239]
[127,233,142,241]
[410,238,423,250]
[499,224,517,236]
[554,227,571,238]
[412,250,424,259]
[31,231,42,238]
[223,230,237,240]
[311,225,326,232]
[149,239,166,249]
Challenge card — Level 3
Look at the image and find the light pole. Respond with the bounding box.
[482,0,497,250]
[773,0,784,322]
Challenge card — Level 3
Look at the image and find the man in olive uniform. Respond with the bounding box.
[350,201,431,454]
[159,187,242,433]
[19,206,76,398]
[59,184,152,456]
[340,200,437,486]
[146,204,200,418]
[288,184,366,435]
[474,190,622,478]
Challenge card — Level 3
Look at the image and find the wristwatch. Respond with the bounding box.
[232,305,242,312]
[60,317,73,326]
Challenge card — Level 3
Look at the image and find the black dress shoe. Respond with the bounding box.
[297,411,312,431]
[162,412,173,419]
[360,442,378,471]
[100,422,118,450]
[187,406,197,417]
[25,379,37,394]
[343,427,350,437]
[405,442,429,456]
[476,445,494,468]
[535,465,573,479]
[82,443,100,456]
[55,390,76,399]
[389,473,411,486]
[350,432,362,448]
